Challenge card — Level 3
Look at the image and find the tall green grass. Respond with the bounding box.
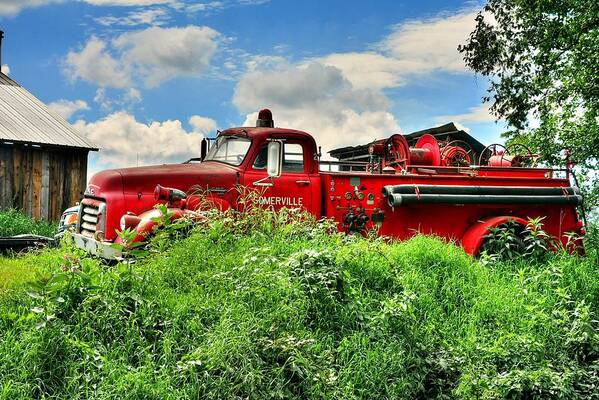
[0,209,57,237]
[0,208,598,399]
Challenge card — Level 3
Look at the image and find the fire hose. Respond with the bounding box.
[383,185,583,207]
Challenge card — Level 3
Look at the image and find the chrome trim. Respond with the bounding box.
[72,232,121,260]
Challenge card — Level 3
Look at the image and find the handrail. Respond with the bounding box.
[318,160,370,172]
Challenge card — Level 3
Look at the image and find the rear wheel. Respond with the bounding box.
[479,221,528,258]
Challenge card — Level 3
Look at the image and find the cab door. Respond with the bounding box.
[243,141,312,211]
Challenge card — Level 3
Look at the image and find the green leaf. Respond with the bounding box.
[27,291,44,300]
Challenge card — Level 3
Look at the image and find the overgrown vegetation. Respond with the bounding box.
[0,209,57,238]
[480,216,584,263]
[0,205,598,399]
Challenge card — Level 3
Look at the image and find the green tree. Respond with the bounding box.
[459,0,599,209]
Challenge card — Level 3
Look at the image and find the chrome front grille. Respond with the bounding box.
[79,198,106,238]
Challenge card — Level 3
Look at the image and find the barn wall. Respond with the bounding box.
[0,144,88,221]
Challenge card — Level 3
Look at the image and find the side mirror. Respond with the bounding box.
[267,141,282,177]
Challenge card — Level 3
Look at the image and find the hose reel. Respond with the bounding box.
[479,143,538,167]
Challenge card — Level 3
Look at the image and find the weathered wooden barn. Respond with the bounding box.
[0,72,97,221]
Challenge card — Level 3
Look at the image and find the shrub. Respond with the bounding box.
[0,209,57,238]
[0,206,598,399]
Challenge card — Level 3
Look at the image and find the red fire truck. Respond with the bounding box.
[65,109,584,259]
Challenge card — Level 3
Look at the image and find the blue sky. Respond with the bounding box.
[0,0,505,175]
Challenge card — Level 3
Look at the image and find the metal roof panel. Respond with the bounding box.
[0,73,97,150]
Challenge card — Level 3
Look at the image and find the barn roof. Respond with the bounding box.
[0,72,97,151]
[328,122,485,161]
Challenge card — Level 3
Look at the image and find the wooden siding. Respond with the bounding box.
[0,143,88,221]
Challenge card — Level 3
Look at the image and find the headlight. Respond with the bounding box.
[64,213,78,228]
[58,212,78,233]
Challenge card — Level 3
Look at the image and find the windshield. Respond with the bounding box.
[204,136,252,166]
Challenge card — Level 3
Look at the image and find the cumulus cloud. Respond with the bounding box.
[435,103,497,125]
[231,8,483,153]
[113,25,220,87]
[1,64,10,74]
[379,11,478,74]
[189,115,217,135]
[73,111,216,168]
[0,0,64,16]
[320,9,478,91]
[319,53,406,90]
[65,37,131,88]
[64,25,220,89]
[234,62,400,152]
[47,99,90,120]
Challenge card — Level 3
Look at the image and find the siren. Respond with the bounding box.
[256,108,274,128]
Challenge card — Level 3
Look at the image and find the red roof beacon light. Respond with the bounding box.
[256,108,274,128]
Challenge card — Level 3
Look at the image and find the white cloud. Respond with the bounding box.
[84,0,172,5]
[125,87,142,103]
[94,8,170,26]
[227,7,480,153]
[65,26,220,90]
[319,9,478,92]
[113,25,220,87]
[379,10,477,74]
[189,115,217,134]
[65,37,131,88]
[74,111,215,168]
[93,87,142,112]
[185,0,270,14]
[435,103,497,125]
[0,0,267,16]
[1,64,9,74]
[0,0,64,16]
[185,1,225,13]
[245,55,288,72]
[234,62,400,152]
[47,99,90,120]
[320,52,406,90]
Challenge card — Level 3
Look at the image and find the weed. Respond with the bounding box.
[0,206,597,399]
[0,209,57,237]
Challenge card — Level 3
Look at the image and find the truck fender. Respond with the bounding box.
[462,216,528,255]
[186,195,231,212]
[116,207,186,244]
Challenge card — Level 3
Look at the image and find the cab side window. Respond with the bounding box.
[252,142,305,172]
[283,143,304,172]
[252,146,268,169]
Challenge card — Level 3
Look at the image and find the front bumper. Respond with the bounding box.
[72,232,121,260]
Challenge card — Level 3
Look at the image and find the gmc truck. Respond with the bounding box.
[64,109,584,259]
